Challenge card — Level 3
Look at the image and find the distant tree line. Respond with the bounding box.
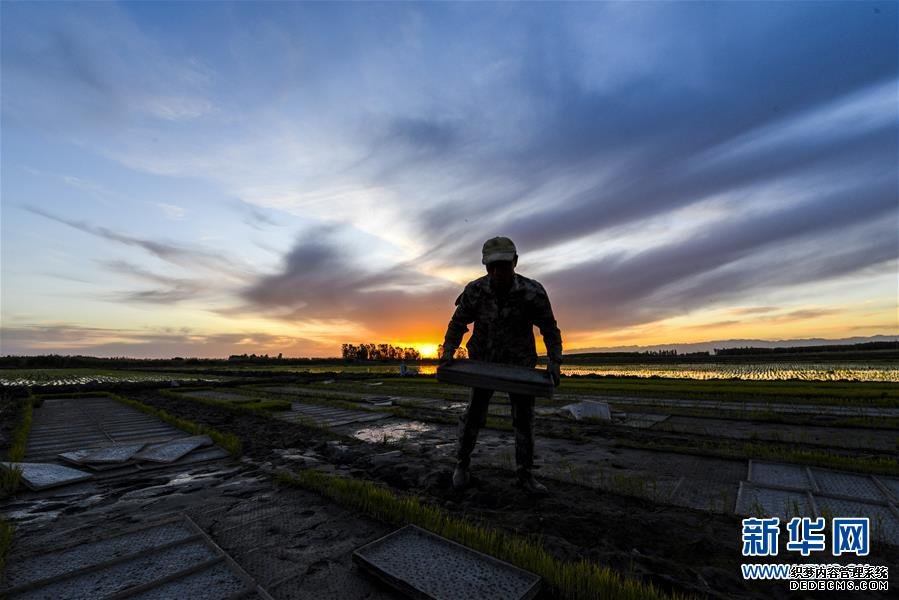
[714,341,898,355]
[340,343,421,361]
[435,344,469,360]
[227,353,282,363]
[565,350,709,363]
[1,354,342,368]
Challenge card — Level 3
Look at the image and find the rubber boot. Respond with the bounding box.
[516,468,548,495]
[452,463,471,491]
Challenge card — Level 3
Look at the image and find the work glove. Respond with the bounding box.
[439,345,457,367]
[547,361,561,387]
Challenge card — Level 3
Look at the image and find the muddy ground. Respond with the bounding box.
[0,395,25,450]
[128,386,898,600]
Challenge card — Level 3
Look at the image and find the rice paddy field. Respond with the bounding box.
[0,368,225,387]
[560,361,899,381]
[3,360,898,600]
[2,360,897,386]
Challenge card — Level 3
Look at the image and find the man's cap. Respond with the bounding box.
[482,236,517,264]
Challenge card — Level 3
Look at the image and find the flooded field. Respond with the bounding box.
[2,360,897,387]
[560,361,899,382]
[0,368,225,387]
[253,361,899,382]
[4,370,898,600]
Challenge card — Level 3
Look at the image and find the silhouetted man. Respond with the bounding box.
[440,236,563,493]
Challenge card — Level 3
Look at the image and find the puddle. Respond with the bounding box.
[352,421,436,444]
[2,498,67,524]
[4,508,63,525]
[165,468,235,487]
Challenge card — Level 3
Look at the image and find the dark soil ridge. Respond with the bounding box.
[225,381,899,459]
[129,388,899,600]
[372,400,899,464]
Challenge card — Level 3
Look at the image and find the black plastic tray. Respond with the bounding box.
[436,359,554,398]
[353,524,541,600]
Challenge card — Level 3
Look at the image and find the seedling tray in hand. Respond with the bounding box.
[353,525,541,600]
[436,359,554,398]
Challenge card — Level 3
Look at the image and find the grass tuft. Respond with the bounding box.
[252,399,292,412]
[620,438,899,477]
[278,469,689,600]
[7,396,33,461]
[1,395,35,497]
[0,517,14,572]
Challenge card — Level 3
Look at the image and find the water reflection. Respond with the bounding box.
[352,421,436,443]
[561,363,899,382]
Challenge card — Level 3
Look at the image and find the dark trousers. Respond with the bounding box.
[457,387,535,472]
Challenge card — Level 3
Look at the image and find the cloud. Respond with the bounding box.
[0,323,332,358]
[686,308,844,331]
[356,6,898,265]
[779,308,844,321]
[221,198,284,232]
[401,77,896,267]
[240,225,459,339]
[138,95,216,122]
[541,190,897,329]
[96,260,208,305]
[26,206,247,279]
[63,175,111,196]
[156,203,186,220]
[4,3,896,354]
[728,307,779,316]
[1,2,216,134]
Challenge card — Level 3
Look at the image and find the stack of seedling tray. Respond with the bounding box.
[436,359,554,398]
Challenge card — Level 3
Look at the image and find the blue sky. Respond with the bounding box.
[2,1,897,358]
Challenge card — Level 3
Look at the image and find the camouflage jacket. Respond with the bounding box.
[443,274,563,367]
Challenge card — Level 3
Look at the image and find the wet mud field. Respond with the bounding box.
[3,376,897,599]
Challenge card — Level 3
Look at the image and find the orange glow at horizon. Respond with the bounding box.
[411,343,439,358]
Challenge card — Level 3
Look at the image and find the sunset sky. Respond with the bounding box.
[2,2,897,359]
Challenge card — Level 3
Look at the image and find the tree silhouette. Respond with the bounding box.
[436,344,468,359]
[340,343,420,361]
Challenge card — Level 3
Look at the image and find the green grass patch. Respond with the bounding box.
[6,396,33,461]
[1,395,34,497]
[161,389,291,413]
[0,517,14,573]
[300,374,899,407]
[620,439,899,477]
[558,377,899,407]
[830,416,899,430]
[605,401,899,431]
[278,469,687,600]
[171,386,274,402]
[252,399,292,412]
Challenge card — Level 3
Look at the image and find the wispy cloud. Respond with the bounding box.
[2,3,216,130]
[239,225,457,339]
[63,175,111,196]
[26,206,247,280]
[95,260,209,305]
[0,323,332,358]
[156,203,186,221]
[3,2,896,355]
